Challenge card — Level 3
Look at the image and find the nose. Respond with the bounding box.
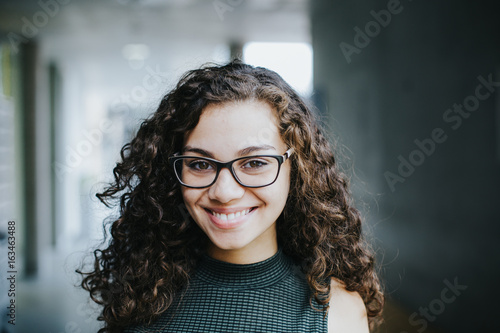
[207,168,245,203]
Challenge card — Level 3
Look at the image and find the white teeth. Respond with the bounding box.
[212,209,252,221]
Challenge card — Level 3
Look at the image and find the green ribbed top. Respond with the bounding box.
[125,249,328,332]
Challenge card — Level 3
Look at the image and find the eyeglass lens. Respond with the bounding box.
[173,156,280,187]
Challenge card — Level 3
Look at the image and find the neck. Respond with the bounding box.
[207,238,279,264]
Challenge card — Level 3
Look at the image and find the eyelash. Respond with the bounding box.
[241,159,268,169]
[187,158,269,171]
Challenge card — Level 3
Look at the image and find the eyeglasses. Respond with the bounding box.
[168,149,293,188]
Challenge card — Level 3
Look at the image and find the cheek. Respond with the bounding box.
[263,168,291,209]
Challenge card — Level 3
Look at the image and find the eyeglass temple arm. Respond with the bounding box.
[284,148,294,160]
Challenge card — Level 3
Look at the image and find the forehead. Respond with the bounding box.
[184,100,285,156]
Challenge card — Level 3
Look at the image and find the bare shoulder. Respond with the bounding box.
[327,278,369,333]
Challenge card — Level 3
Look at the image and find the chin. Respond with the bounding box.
[209,234,252,251]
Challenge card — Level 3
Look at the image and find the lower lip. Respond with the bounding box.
[205,208,256,230]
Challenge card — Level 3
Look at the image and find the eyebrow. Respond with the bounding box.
[182,144,277,158]
[239,145,276,156]
[182,146,215,158]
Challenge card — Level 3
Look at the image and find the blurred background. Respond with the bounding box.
[0,0,499,332]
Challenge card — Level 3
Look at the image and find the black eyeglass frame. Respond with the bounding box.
[168,148,294,189]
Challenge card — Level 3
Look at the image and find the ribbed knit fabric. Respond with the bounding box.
[125,249,328,332]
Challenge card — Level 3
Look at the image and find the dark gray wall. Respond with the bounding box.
[311,0,500,331]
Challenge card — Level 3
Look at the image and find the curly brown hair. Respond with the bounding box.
[78,60,384,332]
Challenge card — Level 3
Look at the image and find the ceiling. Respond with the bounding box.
[0,0,311,116]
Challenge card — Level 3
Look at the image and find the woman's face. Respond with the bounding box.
[180,100,291,264]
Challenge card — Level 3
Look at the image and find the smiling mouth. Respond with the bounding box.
[205,208,256,221]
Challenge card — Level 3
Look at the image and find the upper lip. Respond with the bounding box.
[204,206,256,214]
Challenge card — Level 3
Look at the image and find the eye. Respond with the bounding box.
[242,159,267,169]
[188,160,214,171]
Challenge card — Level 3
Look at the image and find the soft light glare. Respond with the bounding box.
[243,42,313,97]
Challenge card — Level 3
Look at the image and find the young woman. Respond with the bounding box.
[79,61,384,332]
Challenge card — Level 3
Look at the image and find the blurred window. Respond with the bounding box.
[243,42,313,97]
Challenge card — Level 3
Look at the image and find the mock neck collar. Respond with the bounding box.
[195,248,292,290]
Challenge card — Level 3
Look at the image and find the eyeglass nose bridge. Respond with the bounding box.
[209,159,243,187]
